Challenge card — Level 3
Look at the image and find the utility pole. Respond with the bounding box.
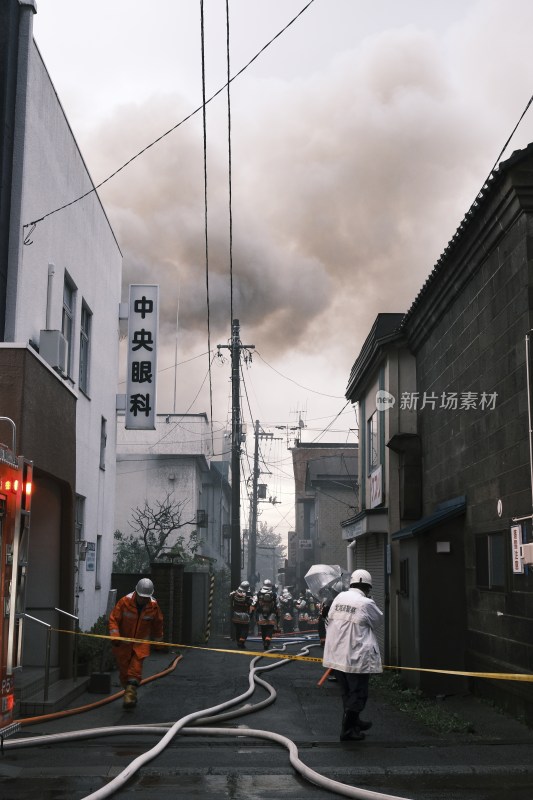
[248,420,260,587]
[247,420,274,590]
[218,319,254,590]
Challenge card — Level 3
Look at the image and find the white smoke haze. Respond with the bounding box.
[89,4,533,386]
[32,1,533,537]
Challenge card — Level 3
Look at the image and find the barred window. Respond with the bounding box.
[367,411,378,474]
[62,275,76,375]
[475,533,505,589]
[79,302,92,394]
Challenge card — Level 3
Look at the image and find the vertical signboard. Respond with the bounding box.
[126,284,159,430]
[288,530,297,563]
[370,464,383,508]
[511,524,524,574]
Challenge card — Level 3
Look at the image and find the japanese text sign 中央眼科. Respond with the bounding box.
[126,284,159,430]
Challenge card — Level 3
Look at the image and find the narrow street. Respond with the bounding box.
[3,640,533,800]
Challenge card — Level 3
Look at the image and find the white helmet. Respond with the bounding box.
[263,579,272,587]
[350,569,372,588]
[240,580,250,589]
[135,578,154,597]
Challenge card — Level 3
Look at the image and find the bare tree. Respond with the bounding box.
[114,492,202,572]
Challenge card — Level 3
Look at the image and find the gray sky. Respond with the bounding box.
[32,0,533,538]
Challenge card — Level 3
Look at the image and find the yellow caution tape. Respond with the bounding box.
[383,665,533,682]
[53,628,533,681]
[54,628,321,663]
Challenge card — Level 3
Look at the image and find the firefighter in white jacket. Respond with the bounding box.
[323,569,383,742]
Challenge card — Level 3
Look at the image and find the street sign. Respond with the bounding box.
[511,524,524,574]
[298,539,313,549]
[370,465,383,508]
[125,284,159,430]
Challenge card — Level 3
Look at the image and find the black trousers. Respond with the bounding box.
[233,623,249,642]
[259,624,275,643]
[333,671,370,714]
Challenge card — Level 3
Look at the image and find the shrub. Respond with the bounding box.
[76,615,114,673]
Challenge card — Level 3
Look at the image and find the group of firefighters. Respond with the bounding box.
[107,567,383,743]
[229,580,324,650]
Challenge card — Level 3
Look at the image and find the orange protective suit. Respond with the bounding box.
[109,591,164,686]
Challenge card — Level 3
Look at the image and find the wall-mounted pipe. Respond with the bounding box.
[347,539,357,572]
[46,263,55,330]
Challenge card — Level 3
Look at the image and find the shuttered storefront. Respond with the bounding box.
[355,532,386,657]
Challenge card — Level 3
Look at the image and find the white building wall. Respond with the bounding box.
[115,415,212,559]
[7,25,122,630]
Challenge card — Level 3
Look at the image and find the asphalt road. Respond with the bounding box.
[2,635,533,800]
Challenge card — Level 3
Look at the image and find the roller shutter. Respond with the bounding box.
[356,532,386,657]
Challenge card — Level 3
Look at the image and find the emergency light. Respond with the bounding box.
[1,694,14,713]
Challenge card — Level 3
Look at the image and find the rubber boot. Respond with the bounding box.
[123,683,138,709]
[263,637,271,651]
[340,710,365,741]
[356,713,372,732]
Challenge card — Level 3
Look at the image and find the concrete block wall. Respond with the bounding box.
[417,217,531,528]
[315,488,354,567]
[409,162,533,717]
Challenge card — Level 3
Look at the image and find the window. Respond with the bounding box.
[79,302,92,394]
[475,533,505,589]
[399,558,409,597]
[100,417,107,470]
[62,275,76,375]
[367,411,378,474]
[75,495,85,544]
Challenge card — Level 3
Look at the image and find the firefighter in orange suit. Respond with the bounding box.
[109,578,164,708]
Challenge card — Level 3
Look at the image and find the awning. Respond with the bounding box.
[392,496,466,541]
[341,507,389,540]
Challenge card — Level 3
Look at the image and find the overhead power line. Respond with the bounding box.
[311,401,351,443]
[255,351,345,398]
[22,0,316,242]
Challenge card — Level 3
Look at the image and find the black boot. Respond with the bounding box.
[340,710,365,741]
[356,713,372,732]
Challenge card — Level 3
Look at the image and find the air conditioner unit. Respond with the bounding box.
[39,330,67,374]
[521,542,533,565]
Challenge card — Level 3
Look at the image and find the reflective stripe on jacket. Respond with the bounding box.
[109,592,164,658]
[322,587,383,674]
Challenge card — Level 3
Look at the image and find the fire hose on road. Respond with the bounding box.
[5,639,413,800]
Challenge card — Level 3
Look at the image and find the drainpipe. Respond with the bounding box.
[46,263,55,329]
[346,540,357,572]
